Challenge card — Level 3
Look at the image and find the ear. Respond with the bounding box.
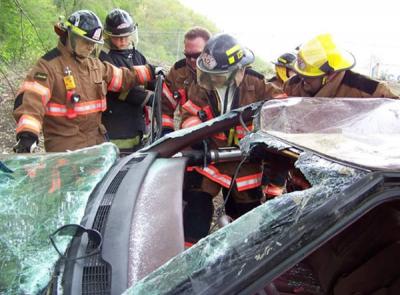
[54,23,67,37]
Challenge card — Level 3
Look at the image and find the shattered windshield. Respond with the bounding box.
[258,97,400,170]
[124,134,368,294]
[0,143,118,295]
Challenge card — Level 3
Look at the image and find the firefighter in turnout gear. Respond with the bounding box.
[161,27,211,133]
[268,52,296,89]
[282,33,399,295]
[284,33,397,98]
[13,10,155,153]
[181,34,285,242]
[99,9,154,153]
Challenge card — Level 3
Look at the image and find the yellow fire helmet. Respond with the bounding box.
[294,33,355,77]
[273,52,296,82]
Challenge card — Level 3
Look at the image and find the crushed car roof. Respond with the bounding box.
[258,97,400,170]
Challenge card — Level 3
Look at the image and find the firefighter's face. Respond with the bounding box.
[111,36,131,49]
[70,35,96,58]
[301,76,325,96]
[197,67,243,91]
[198,71,232,90]
[184,37,207,70]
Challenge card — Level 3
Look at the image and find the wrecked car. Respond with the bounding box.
[1,97,400,294]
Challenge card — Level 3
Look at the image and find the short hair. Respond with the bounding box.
[184,26,211,42]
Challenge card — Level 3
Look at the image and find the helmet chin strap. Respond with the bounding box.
[67,33,83,59]
[321,72,338,87]
[215,68,244,115]
[321,76,328,86]
[66,34,79,58]
[216,82,235,115]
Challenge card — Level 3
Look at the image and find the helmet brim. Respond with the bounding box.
[70,30,104,45]
[240,47,255,67]
[272,61,294,69]
[104,29,135,38]
[82,34,104,45]
[294,50,356,77]
[104,32,131,37]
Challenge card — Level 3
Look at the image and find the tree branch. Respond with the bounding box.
[13,0,47,52]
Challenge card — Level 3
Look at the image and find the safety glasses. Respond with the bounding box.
[184,52,202,60]
[49,224,102,261]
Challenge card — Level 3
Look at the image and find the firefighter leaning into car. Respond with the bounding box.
[13,10,155,153]
[180,33,285,242]
[161,27,211,134]
[272,34,397,205]
[285,33,400,295]
[268,52,296,89]
[99,9,154,153]
[284,33,397,98]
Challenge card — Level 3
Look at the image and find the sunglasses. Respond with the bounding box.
[183,52,202,59]
[49,223,103,261]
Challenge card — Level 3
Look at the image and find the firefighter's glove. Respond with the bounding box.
[154,66,166,77]
[145,66,165,90]
[13,132,38,153]
[147,64,166,79]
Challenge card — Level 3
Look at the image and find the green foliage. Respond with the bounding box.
[0,0,271,72]
[72,0,219,64]
[253,56,274,77]
[0,0,58,66]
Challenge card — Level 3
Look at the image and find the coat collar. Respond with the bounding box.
[57,39,89,64]
[314,71,346,97]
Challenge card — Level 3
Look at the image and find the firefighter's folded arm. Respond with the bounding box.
[102,62,154,92]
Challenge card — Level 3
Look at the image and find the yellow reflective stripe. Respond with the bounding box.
[111,136,141,149]
[226,44,243,65]
[278,57,288,64]
[108,65,123,92]
[16,114,41,134]
[65,21,87,37]
[226,44,241,56]
[227,128,235,146]
[18,81,51,106]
